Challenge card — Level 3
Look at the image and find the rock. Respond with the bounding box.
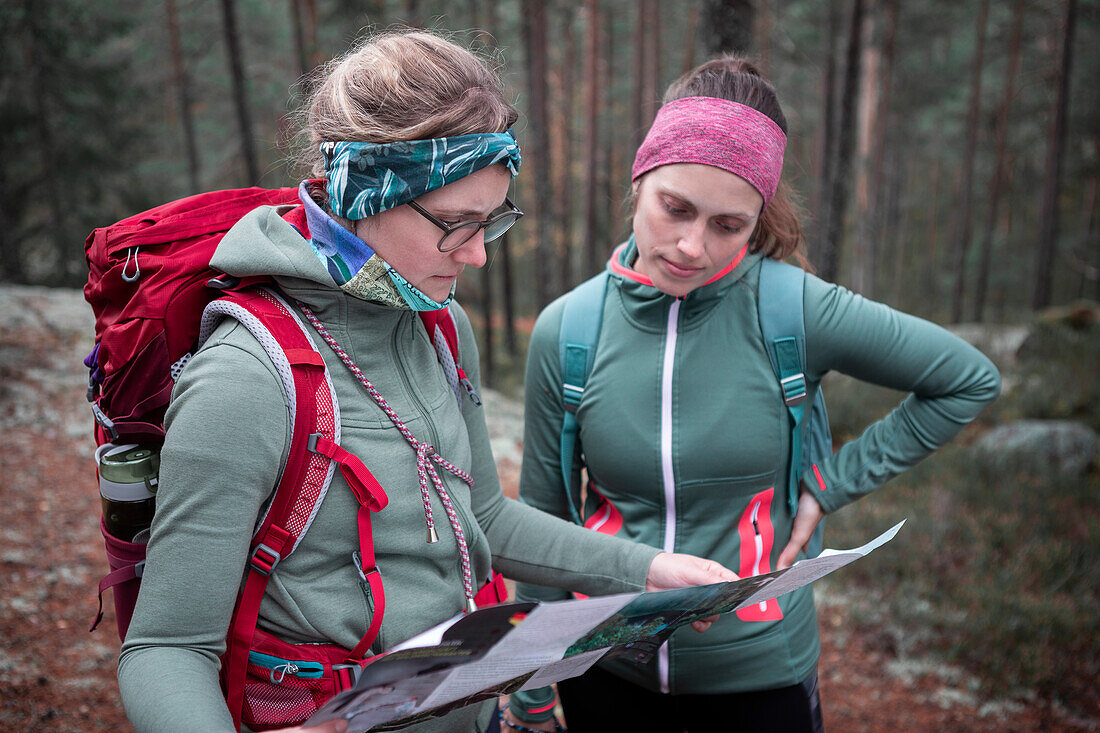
[973,420,1099,478]
[948,324,1030,370]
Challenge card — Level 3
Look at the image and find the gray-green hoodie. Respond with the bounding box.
[117,206,659,732]
[517,240,1001,695]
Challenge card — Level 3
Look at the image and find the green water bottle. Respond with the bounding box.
[97,443,159,542]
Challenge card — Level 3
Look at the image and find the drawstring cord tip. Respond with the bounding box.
[465,597,477,613]
[426,524,439,544]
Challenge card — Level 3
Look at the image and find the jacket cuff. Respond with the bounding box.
[509,687,556,723]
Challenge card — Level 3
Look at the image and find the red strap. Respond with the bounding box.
[473,572,509,608]
[310,434,388,661]
[224,525,292,730]
[418,308,460,364]
[345,521,385,661]
[216,291,333,731]
[310,435,388,511]
[90,563,143,632]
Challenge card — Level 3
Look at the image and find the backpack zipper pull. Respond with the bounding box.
[269,662,299,684]
[457,368,482,407]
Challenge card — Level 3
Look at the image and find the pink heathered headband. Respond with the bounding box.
[632,96,787,205]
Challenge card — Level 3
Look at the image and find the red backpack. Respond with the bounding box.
[83,187,506,730]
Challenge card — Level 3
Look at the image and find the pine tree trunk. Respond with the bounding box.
[632,0,647,153]
[406,0,423,27]
[870,0,898,294]
[811,0,841,263]
[682,1,700,74]
[481,254,495,386]
[167,0,201,193]
[219,0,260,185]
[853,0,879,296]
[500,234,517,356]
[644,1,662,131]
[558,7,578,290]
[289,0,308,78]
[756,0,773,76]
[22,0,69,283]
[702,0,753,55]
[853,0,898,297]
[523,0,555,307]
[973,0,1024,322]
[818,0,864,284]
[582,0,602,278]
[949,0,989,323]
[1033,0,1078,310]
[0,160,26,282]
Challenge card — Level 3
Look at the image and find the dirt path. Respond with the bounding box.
[0,285,1089,732]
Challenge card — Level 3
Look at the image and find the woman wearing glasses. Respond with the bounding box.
[116,31,733,733]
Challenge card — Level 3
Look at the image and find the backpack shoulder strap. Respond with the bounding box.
[557,271,610,525]
[757,258,809,515]
[420,307,482,408]
[204,287,390,729]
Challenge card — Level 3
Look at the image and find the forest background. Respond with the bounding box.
[0,0,1098,731]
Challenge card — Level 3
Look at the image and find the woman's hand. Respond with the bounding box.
[777,487,826,570]
[283,719,348,733]
[645,552,738,632]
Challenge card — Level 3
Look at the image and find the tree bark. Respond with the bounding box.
[558,5,578,290]
[682,1,700,74]
[870,0,898,292]
[219,0,260,185]
[500,233,517,356]
[645,1,662,131]
[406,0,423,28]
[817,0,864,284]
[289,0,308,78]
[481,252,495,386]
[632,0,648,153]
[852,0,879,296]
[702,0,753,55]
[756,0,773,76]
[948,0,989,323]
[853,0,897,297]
[22,0,69,283]
[811,0,840,274]
[1032,0,1078,310]
[523,0,555,307]
[973,0,1024,322]
[167,0,201,193]
[582,0,602,278]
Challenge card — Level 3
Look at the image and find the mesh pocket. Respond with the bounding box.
[242,654,336,730]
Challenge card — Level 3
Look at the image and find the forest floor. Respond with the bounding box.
[0,284,1094,732]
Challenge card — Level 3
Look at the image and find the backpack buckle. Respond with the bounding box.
[562,383,584,410]
[249,543,281,576]
[91,403,120,441]
[207,274,241,290]
[780,373,807,406]
[459,375,483,407]
[333,663,363,690]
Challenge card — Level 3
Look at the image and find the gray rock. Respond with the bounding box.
[974,420,1098,478]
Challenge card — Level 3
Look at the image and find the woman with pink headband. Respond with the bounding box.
[508,57,1000,732]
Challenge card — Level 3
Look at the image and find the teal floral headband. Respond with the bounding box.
[321,131,522,220]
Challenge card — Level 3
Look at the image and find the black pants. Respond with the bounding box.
[556,663,824,733]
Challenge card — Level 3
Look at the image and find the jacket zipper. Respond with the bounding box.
[750,499,768,613]
[657,298,681,694]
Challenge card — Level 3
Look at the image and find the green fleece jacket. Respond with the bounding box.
[117,207,659,733]
[517,240,1000,695]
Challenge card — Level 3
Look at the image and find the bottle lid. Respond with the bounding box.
[97,444,160,488]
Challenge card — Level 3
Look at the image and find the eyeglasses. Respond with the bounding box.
[407,197,524,253]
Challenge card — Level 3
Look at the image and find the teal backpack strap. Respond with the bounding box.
[558,271,610,525]
[757,258,809,515]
